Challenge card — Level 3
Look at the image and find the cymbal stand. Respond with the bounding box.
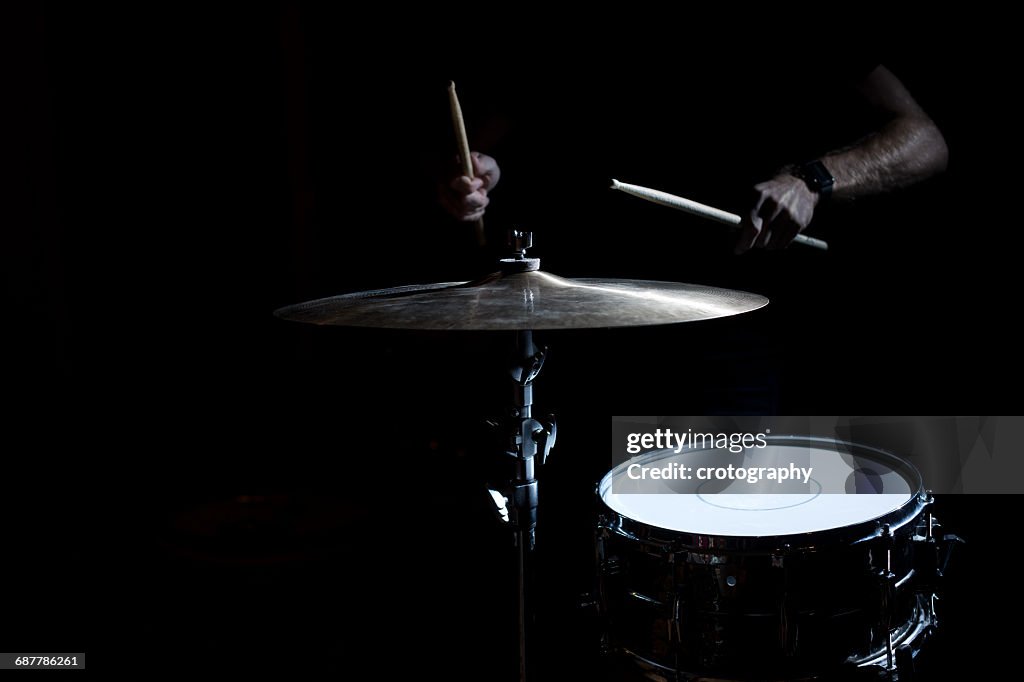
[489,231,557,682]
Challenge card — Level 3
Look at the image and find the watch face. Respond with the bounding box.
[801,161,834,193]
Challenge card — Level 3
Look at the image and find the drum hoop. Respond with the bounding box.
[597,435,928,552]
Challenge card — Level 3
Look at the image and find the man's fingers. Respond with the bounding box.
[757,195,800,249]
[750,185,769,219]
[463,192,489,212]
[735,215,762,254]
[754,224,772,249]
[471,152,500,189]
[459,200,487,222]
[449,176,468,193]
[450,176,485,195]
[768,219,800,249]
[755,196,783,249]
[735,187,768,254]
[470,152,488,177]
[439,188,489,221]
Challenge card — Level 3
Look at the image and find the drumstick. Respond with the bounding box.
[448,81,486,246]
[610,178,829,251]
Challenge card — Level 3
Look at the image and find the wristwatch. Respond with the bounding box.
[793,160,835,201]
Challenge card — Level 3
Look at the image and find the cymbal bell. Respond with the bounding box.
[275,268,767,331]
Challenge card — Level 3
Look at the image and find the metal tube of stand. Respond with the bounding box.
[513,329,535,682]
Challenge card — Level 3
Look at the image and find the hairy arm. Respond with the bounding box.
[737,65,949,252]
[826,64,949,197]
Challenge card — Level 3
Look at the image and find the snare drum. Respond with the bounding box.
[595,436,946,680]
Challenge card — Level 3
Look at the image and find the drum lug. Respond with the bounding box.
[598,556,623,577]
[895,644,917,682]
[768,543,800,656]
[771,542,790,569]
[668,593,683,644]
[937,532,965,578]
[911,512,965,584]
[594,519,608,540]
[578,592,601,611]
[871,524,898,670]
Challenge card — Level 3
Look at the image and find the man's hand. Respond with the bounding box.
[439,152,501,222]
[735,174,818,254]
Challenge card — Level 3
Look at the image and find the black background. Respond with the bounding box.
[3,3,1019,679]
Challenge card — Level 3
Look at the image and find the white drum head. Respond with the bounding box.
[599,439,921,537]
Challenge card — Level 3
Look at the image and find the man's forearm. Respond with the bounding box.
[823,114,949,200]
